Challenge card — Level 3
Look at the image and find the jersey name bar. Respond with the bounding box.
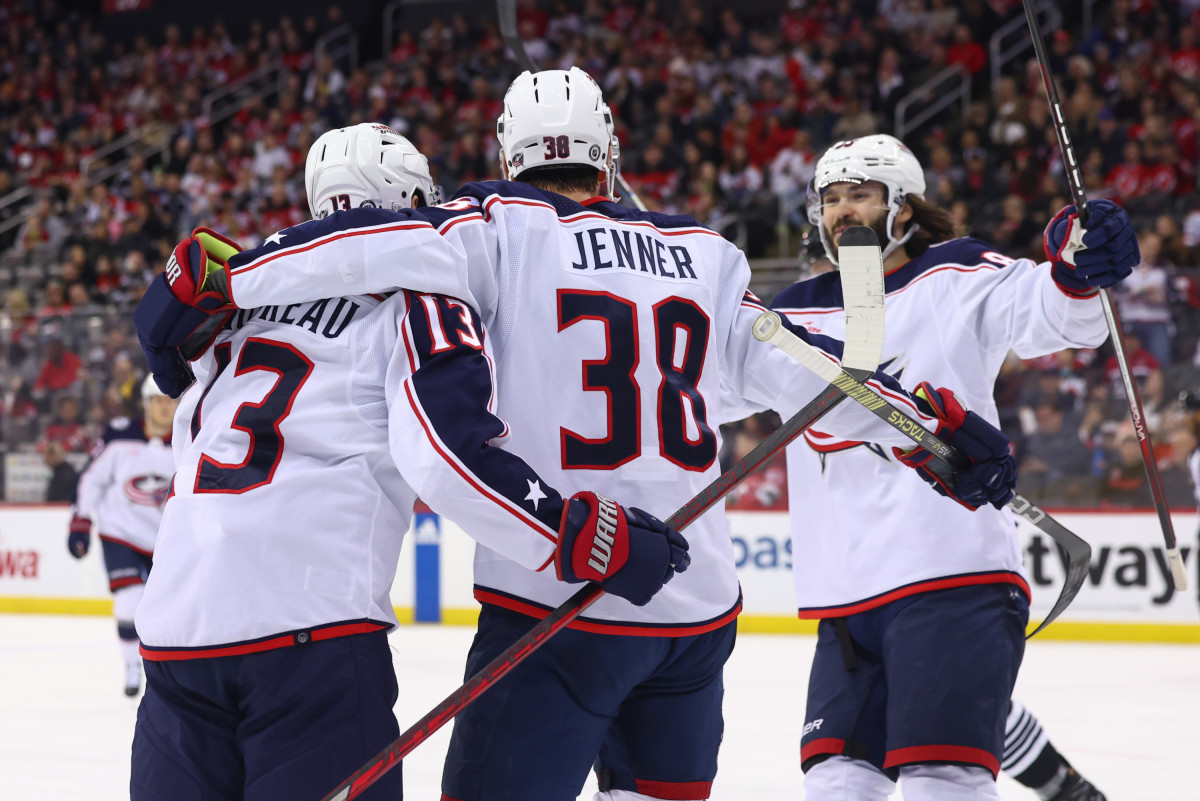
[569,227,698,280]
[224,297,364,340]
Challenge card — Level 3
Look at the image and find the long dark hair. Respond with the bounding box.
[903,195,957,259]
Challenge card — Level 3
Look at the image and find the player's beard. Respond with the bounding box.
[827,209,890,267]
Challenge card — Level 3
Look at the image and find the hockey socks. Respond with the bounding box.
[1002,700,1106,801]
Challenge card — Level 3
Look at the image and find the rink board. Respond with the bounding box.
[1,506,1197,643]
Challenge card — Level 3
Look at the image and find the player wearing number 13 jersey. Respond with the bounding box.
[136,72,1018,801]
[131,126,696,801]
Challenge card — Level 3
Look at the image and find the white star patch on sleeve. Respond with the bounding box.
[264,230,287,246]
[523,479,547,511]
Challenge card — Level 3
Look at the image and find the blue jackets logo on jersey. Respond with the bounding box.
[124,475,172,507]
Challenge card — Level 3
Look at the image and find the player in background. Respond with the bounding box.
[69,376,177,697]
[769,135,1130,801]
[128,124,688,801]
[136,71,1017,801]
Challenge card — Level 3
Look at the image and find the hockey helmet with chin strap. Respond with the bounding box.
[807,134,925,264]
[305,123,442,219]
[497,67,620,200]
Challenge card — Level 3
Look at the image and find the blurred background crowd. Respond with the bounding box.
[0,0,1197,507]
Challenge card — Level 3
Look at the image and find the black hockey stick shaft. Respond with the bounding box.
[1022,0,1186,590]
[495,0,650,212]
[754,311,1092,637]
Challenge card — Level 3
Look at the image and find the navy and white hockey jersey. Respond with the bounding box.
[137,289,578,657]
[771,238,1109,616]
[216,181,942,635]
[74,419,174,555]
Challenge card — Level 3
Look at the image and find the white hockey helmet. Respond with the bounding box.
[807,134,925,264]
[497,67,620,200]
[305,123,443,219]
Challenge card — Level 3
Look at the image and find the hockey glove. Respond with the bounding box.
[167,227,238,312]
[68,515,91,558]
[556,491,690,606]
[1045,199,1139,298]
[893,382,1016,511]
[133,228,241,398]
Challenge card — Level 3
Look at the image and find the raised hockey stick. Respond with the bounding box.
[319,230,889,801]
[1021,0,1186,591]
[495,0,650,212]
[753,309,1091,638]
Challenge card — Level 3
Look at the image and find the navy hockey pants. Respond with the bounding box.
[131,629,402,801]
[441,602,737,801]
[801,582,1028,779]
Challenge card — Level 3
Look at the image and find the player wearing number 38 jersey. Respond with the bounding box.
[131,125,695,801]
[135,74,1016,801]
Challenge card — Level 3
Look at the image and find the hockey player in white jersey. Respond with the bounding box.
[69,376,177,696]
[769,135,1129,801]
[135,75,1017,800]
[128,125,690,801]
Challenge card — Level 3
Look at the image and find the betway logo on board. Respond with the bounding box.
[1026,534,1195,606]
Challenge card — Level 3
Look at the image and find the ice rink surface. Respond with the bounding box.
[1,614,1197,800]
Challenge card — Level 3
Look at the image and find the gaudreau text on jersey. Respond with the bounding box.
[223,296,363,340]
[569,226,698,280]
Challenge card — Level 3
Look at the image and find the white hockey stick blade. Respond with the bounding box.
[753,227,886,383]
[837,227,887,374]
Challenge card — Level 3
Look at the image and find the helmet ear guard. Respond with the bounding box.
[305,123,442,220]
[808,134,925,265]
[497,67,620,200]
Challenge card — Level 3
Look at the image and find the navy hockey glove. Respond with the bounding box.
[556,491,690,606]
[68,515,91,558]
[894,382,1016,511]
[1045,199,1139,298]
[133,228,241,397]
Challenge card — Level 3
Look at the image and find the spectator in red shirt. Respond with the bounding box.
[33,329,83,397]
[1105,140,1149,204]
[946,23,987,76]
[258,182,304,235]
[38,394,91,454]
[1172,25,1200,81]
[625,143,679,208]
[1104,329,1164,410]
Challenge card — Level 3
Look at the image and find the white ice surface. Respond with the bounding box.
[0,614,1196,799]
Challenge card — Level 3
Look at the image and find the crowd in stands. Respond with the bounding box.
[0,0,1198,507]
